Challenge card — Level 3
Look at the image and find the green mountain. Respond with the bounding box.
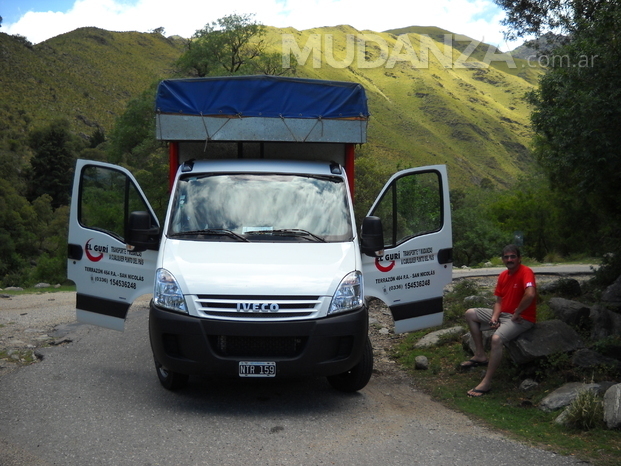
[0,28,184,139]
[0,25,540,189]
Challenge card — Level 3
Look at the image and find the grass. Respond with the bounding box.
[394,280,621,465]
[0,285,76,296]
[0,348,40,365]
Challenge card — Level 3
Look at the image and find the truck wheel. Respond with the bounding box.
[154,357,189,390]
[327,336,373,392]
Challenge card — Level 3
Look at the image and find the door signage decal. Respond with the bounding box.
[85,238,106,262]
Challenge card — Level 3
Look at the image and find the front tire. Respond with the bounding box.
[327,336,373,392]
[154,357,189,390]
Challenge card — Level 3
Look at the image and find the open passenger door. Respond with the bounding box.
[361,165,453,334]
[67,160,160,331]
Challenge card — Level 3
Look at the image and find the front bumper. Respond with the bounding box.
[149,303,369,378]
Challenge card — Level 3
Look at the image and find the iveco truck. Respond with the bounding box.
[67,76,452,392]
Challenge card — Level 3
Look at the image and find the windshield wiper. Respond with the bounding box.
[170,229,249,242]
[246,229,326,242]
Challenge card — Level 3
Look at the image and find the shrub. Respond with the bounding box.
[443,279,489,323]
[563,389,604,430]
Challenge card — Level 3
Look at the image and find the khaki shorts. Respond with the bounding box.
[474,308,534,343]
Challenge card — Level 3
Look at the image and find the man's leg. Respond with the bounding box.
[467,318,534,397]
[467,333,502,396]
[463,308,489,364]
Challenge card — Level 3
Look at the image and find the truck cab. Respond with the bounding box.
[67,76,452,392]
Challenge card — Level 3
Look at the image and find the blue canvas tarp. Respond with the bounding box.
[156,76,369,120]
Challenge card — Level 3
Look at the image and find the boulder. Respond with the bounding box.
[597,381,618,397]
[604,383,621,429]
[462,329,495,354]
[504,320,584,365]
[414,355,429,370]
[601,275,621,309]
[539,382,599,412]
[590,304,621,339]
[571,349,621,372]
[415,326,464,348]
[519,378,539,391]
[548,298,591,328]
[539,278,582,298]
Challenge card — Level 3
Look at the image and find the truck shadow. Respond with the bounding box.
[154,374,367,417]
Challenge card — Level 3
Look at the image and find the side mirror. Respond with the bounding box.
[360,216,384,257]
[126,211,160,252]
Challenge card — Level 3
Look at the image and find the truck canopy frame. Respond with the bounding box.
[155,75,369,144]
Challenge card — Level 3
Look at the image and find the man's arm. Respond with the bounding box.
[490,296,502,328]
[511,286,536,322]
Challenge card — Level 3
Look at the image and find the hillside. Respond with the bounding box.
[275,25,540,187]
[0,28,184,138]
[0,25,540,189]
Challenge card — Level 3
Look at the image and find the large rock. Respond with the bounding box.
[571,349,621,372]
[590,304,621,339]
[504,320,584,365]
[539,382,599,412]
[548,297,591,328]
[415,326,464,348]
[602,275,621,309]
[539,278,582,298]
[462,329,495,354]
[604,383,621,429]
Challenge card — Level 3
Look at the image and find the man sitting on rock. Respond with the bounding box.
[461,244,537,397]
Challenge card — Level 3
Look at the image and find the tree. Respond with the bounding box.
[0,179,38,285]
[89,127,105,149]
[526,3,621,253]
[107,83,169,219]
[176,13,270,76]
[450,187,509,266]
[107,84,158,164]
[495,0,621,259]
[176,13,298,77]
[27,119,80,208]
[495,0,608,39]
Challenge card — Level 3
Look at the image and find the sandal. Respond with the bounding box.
[467,388,491,397]
[460,359,488,369]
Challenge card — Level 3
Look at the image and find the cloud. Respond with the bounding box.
[3,0,514,49]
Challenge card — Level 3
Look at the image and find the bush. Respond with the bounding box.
[33,253,67,285]
[563,389,604,430]
[591,250,621,289]
[443,279,489,323]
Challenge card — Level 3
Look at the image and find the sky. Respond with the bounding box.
[0,0,521,50]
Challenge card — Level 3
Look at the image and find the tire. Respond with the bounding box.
[327,335,374,392]
[154,357,189,390]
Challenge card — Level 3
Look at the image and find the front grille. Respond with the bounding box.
[210,335,306,357]
[194,295,321,320]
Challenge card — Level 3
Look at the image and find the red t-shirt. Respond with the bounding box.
[494,264,537,323]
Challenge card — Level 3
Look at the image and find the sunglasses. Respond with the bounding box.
[503,254,518,259]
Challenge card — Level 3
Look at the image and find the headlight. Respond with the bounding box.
[153,268,188,314]
[329,271,363,315]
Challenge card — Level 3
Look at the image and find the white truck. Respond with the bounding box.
[67,76,453,392]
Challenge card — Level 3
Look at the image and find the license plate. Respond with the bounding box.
[239,361,276,377]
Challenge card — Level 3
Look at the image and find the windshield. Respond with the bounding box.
[168,173,353,242]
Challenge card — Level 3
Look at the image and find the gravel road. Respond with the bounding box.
[0,267,593,465]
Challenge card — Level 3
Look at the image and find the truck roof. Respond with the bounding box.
[155,76,368,144]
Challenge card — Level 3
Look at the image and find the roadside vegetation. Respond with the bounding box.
[394,265,621,466]
[2,6,620,288]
